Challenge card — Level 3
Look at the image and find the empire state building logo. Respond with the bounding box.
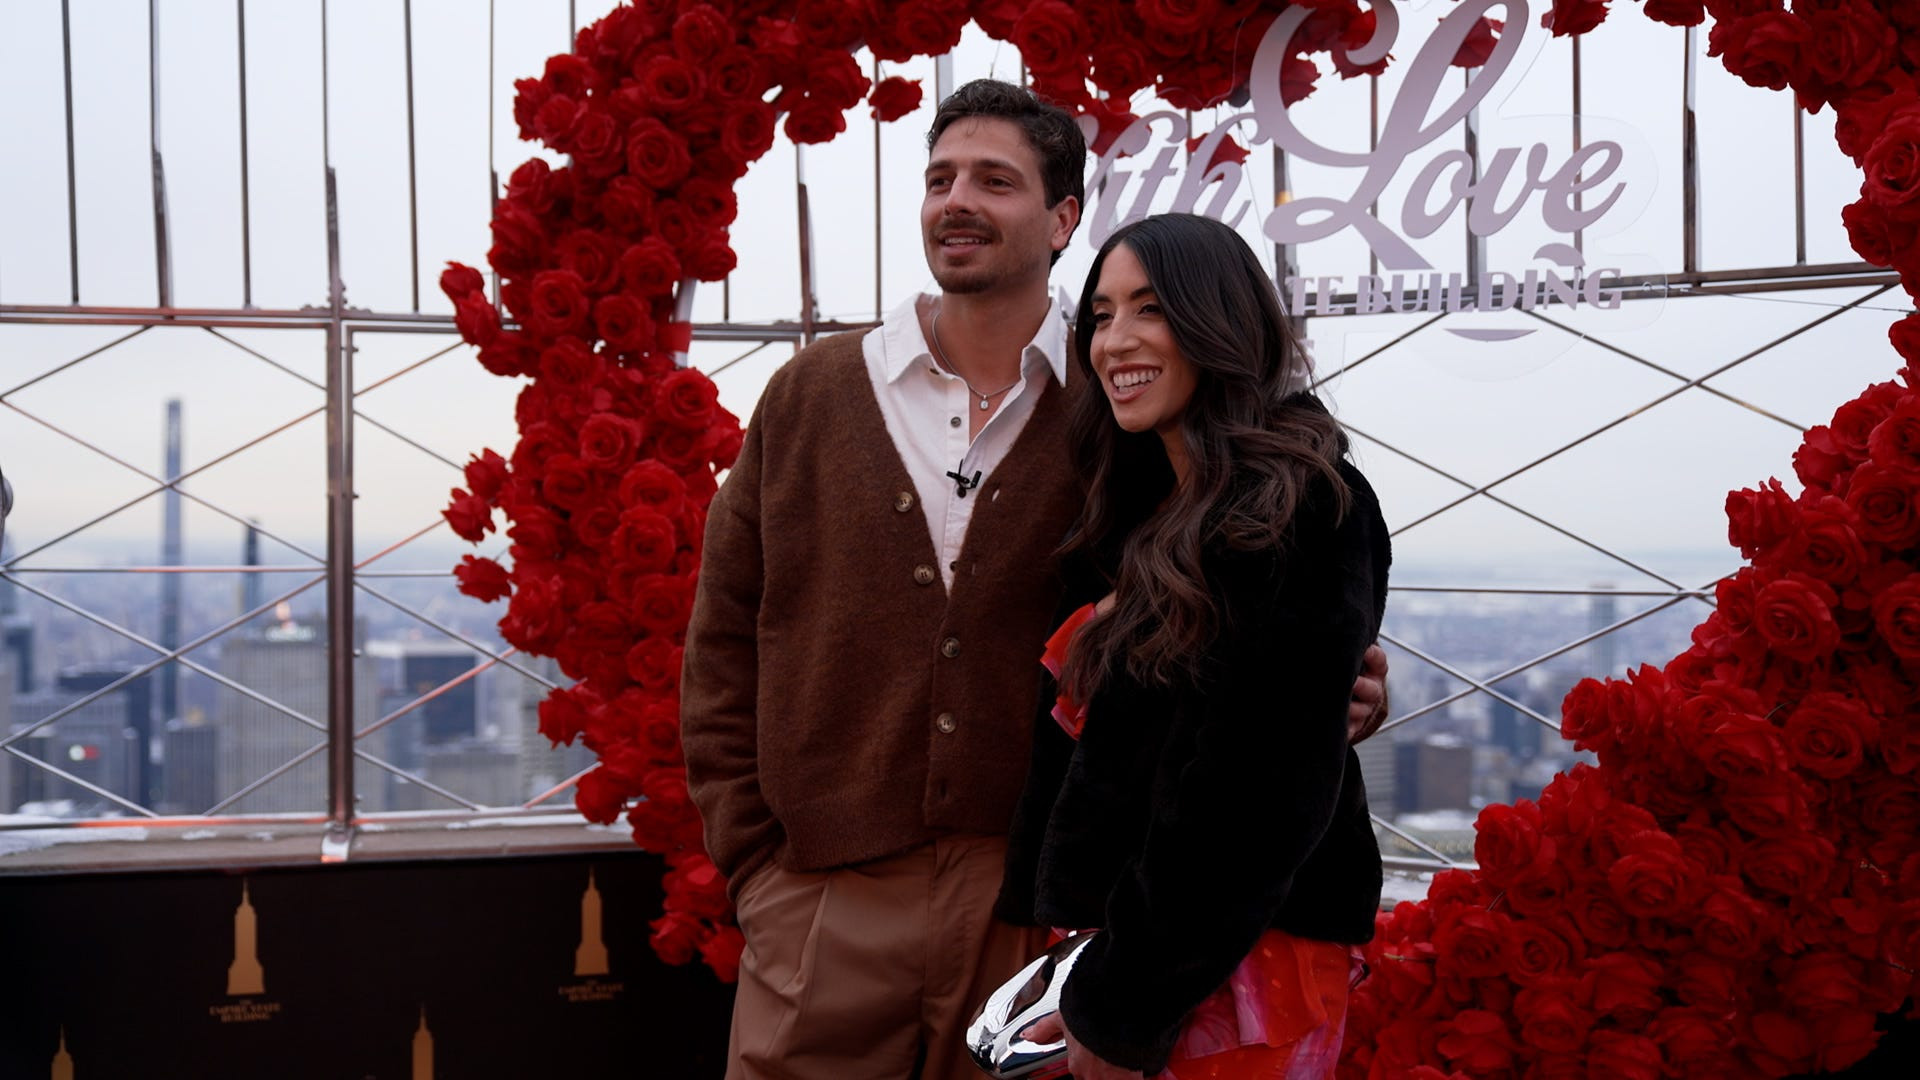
[210,879,283,1024]
[560,867,623,1003]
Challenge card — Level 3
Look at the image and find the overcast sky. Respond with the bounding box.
[0,0,1908,598]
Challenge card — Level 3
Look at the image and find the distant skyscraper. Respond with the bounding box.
[161,716,218,814]
[240,519,264,618]
[159,399,183,725]
[216,614,383,814]
[1394,737,1475,815]
[0,535,31,694]
[1489,697,1540,762]
[5,668,146,813]
[1587,583,1618,678]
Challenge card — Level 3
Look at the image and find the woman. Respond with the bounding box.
[996,214,1390,1079]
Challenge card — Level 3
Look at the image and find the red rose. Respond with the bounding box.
[1867,393,1920,472]
[1504,919,1580,986]
[525,269,592,338]
[1505,864,1573,918]
[579,413,646,472]
[1801,6,1896,107]
[1742,831,1837,898]
[440,262,484,301]
[462,448,509,503]
[784,99,847,145]
[595,292,657,354]
[1473,800,1556,888]
[574,763,637,823]
[1565,885,1632,949]
[1693,876,1773,959]
[571,501,622,552]
[443,487,496,541]
[1863,104,1920,222]
[1012,2,1087,79]
[1279,52,1320,107]
[640,55,705,115]
[539,454,596,510]
[1511,979,1591,1053]
[1587,1030,1662,1080]
[626,767,703,852]
[721,102,777,163]
[1431,907,1511,981]
[508,505,567,561]
[1894,311,1920,363]
[1607,834,1700,917]
[869,76,922,123]
[1872,575,1920,660]
[684,228,738,282]
[625,117,693,189]
[708,46,763,104]
[1452,17,1503,68]
[1752,572,1840,661]
[1540,0,1609,37]
[540,337,603,385]
[1642,0,1704,28]
[453,554,512,602]
[451,288,502,347]
[1845,462,1920,544]
[1795,425,1852,495]
[1581,951,1663,1024]
[1796,495,1869,586]
[663,853,731,920]
[698,923,745,983]
[620,459,689,517]
[679,177,738,229]
[648,910,707,966]
[612,506,680,573]
[1090,43,1150,97]
[630,573,692,637]
[597,176,657,237]
[1435,1010,1516,1073]
[1670,952,1741,1009]
[657,367,720,430]
[1721,774,1809,837]
[1783,691,1878,779]
[869,1,966,61]
[1708,12,1813,92]
[1724,478,1795,560]
[1742,1010,1817,1075]
[1836,75,1920,164]
[625,636,683,692]
[1136,0,1218,36]
[1882,713,1920,775]
[1841,197,1917,268]
[1694,709,1787,782]
[489,199,549,277]
[502,571,567,654]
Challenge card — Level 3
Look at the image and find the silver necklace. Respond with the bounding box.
[929,308,1020,411]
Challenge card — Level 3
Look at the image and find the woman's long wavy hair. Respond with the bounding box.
[1060,213,1352,700]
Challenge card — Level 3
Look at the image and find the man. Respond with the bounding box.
[681,79,1388,1080]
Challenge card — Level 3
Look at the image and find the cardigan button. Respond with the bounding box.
[913,564,937,586]
[940,637,960,658]
[894,491,915,512]
[935,712,957,734]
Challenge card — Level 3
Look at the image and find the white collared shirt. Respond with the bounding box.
[863,290,1072,590]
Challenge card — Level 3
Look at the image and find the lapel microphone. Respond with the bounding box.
[945,467,983,499]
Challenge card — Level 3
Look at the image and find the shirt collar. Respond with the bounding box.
[875,290,1073,388]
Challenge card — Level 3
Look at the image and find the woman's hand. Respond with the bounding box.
[1019,1013,1147,1080]
[1347,642,1390,744]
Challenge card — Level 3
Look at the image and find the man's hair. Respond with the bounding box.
[927,79,1086,215]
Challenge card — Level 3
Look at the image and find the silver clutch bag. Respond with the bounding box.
[965,931,1096,1079]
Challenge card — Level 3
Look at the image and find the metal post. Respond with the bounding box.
[404,0,421,311]
[1571,36,1583,256]
[149,0,174,308]
[1792,103,1807,266]
[62,0,81,304]
[237,0,253,308]
[796,144,818,346]
[1464,70,1484,285]
[324,167,356,858]
[1682,28,1700,275]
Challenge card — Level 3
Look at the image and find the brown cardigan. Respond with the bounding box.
[680,330,1084,891]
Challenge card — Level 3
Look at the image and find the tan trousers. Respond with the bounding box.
[724,834,1050,1080]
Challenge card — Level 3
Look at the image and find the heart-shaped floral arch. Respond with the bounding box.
[438,0,1920,1072]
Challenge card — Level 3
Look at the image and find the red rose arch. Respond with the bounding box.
[440,0,1920,1072]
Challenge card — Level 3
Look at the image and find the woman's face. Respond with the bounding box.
[1087,244,1199,440]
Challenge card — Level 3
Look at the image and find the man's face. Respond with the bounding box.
[921,117,1078,297]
